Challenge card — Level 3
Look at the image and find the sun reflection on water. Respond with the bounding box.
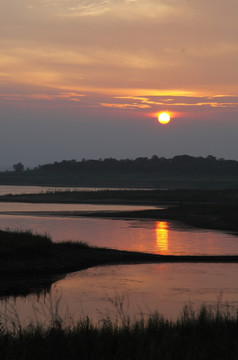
[155,221,168,254]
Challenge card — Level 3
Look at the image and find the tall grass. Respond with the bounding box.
[0,229,53,257]
[0,300,238,360]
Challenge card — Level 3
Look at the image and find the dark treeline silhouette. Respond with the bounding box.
[1,155,238,188]
[31,155,238,175]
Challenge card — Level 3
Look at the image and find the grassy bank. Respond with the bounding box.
[1,229,238,275]
[0,302,238,360]
[0,229,52,257]
[0,229,161,296]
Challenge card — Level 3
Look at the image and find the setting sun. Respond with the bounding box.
[158,112,171,124]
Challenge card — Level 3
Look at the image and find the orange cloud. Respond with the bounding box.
[100,103,151,110]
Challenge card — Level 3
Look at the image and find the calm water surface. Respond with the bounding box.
[2,263,238,326]
[0,213,237,255]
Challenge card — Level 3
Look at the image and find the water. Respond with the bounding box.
[2,263,238,326]
[0,185,238,324]
[0,214,236,255]
[45,263,238,321]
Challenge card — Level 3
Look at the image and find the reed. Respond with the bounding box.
[0,301,238,360]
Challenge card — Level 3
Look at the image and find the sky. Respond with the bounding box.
[1,0,238,168]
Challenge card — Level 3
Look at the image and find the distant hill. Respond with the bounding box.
[1,155,238,188]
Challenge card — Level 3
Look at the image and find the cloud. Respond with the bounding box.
[1,0,238,101]
[100,102,150,109]
[0,91,86,109]
[1,0,238,166]
[100,94,238,114]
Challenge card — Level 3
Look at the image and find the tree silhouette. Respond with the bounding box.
[13,162,24,172]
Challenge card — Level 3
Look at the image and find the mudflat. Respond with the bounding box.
[0,189,237,232]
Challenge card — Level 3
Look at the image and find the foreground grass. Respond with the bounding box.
[0,303,238,360]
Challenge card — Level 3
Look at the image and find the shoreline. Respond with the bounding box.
[1,242,238,298]
[0,188,238,233]
[0,204,237,233]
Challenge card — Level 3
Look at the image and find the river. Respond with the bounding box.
[0,186,237,326]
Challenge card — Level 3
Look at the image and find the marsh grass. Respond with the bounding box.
[0,229,92,256]
[59,240,91,249]
[0,296,238,360]
[0,229,53,258]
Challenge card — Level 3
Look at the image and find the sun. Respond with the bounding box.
[158,112,171,124]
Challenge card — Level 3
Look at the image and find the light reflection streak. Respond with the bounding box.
[155,221,168,254]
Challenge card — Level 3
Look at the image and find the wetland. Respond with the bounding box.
[0,186,238,322]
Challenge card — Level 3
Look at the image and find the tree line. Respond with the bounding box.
[11,155,238,176]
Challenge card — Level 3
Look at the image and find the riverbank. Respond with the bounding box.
[1,229,238,297]
[0,189,238,233]
[79,202,238,233]
[2,229,238,275]
[1,204,237,234]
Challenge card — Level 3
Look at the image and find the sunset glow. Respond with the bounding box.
[0,0,238,164]
[2,2,238,354]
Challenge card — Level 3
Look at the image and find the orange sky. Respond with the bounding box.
[1,0,238,166]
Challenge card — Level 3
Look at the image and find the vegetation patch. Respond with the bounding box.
[59,240,91,249]
[0,302,238,360]
[0,229,53,258]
